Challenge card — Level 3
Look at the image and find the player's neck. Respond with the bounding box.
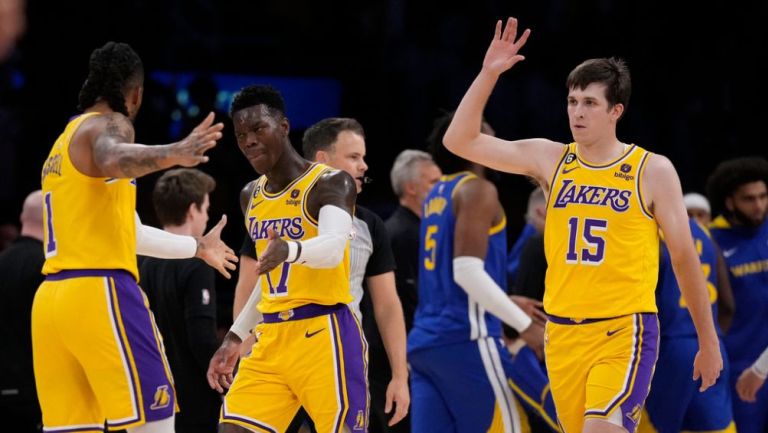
[575,136,627,165]
[265,146,310,192]
[85,101,114,115]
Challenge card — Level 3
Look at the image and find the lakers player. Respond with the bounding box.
[206,85,367,433]
[34,42,237,433]
[442,18,722,433]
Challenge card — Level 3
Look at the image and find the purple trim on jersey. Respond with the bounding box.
[636,152,653,219]
[262,303,346,323]
[546,314,618,325]
[332,307,369,432]
[578,144,637,169]
[45,268,134,281]
[107,273,175,426]
[584,313,659,433]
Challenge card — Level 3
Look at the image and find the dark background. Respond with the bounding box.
[2,0,767,321]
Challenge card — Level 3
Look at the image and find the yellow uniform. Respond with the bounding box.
[222,163,368,433]
[543,143,660,433]
[33,113,176,431]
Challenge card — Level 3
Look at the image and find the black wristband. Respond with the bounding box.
[288,241,303,263]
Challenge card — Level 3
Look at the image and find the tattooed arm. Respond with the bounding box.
[70,112,224,179]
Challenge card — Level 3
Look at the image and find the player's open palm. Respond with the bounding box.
[173,112,224,167]
[258,228,289,274]
[196,214,238,279]
[482,17,531,76]
[693,344,723,392]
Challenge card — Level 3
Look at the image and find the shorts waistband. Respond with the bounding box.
[45,269,134,281]
[546,314,619,325]
[262,303,346,323]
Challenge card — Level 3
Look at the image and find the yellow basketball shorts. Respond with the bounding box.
[221,303,369,433]
[32,269,176,432]
[544,313,659,433]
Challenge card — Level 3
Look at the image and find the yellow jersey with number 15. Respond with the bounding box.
[543,143,658,319]
[244,162,352,314]
[41,113,139,279]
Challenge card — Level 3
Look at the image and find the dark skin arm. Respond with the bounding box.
[453,177,544,359]
[70,112,224,178]
[256,169,356,274]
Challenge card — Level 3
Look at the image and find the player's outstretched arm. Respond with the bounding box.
[645,154,722,391]
[74,112,224,179]
[443,18,562,185]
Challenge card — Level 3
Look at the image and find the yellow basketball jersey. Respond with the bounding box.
[41,113,139,279]
[244,162,352,313]
[543,143,658,318]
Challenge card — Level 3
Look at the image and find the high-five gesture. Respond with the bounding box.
[482,17,531,76]
[195,214,239,279]
[172,112,225,167]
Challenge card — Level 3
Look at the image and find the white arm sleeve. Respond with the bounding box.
[135,213,197,259]
[285,205,352,268]
[453,256,533,333]
[230,278,264,341]
[752,346,768,379]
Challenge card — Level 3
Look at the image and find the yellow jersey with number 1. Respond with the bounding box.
[244,162,352,314]
[543,143,658,318]
[41,113,139,279]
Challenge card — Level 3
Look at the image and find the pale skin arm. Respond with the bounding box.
[645,154,722,391]
[366,272,410,426]
[71,112,224,179]
[442,17,563,188]
[736,347,768,402]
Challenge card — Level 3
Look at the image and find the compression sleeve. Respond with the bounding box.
[752,346,768,379]
[285,205,352,268]
[453,256,532,332]
[230,277,264,341]
[135,213,197,258]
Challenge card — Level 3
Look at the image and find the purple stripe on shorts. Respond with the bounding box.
[45,268,134,281]
[546,314,618,325]
[108,273,175,426]
[333,307,369,432]
[330,315,346,433]
[43,427,104,433]
[221,405,278,433]
[585,313,659,433]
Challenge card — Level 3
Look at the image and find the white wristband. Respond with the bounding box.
[286,241,300,263]
[752,347,768,379]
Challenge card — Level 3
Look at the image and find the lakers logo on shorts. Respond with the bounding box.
[354,409,366,430]
[626,403,642,426]
[150,385,171,410]
[279,309,295,321]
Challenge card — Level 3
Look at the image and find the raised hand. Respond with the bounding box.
[196,214,238,279]
[206,332,242,393]
[258,228,289,274]
[173,112,225,167]
[482,17,531,77]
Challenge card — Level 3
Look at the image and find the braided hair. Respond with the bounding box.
[77,42,143,116]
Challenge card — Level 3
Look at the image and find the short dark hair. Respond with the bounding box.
[706,157,768,214]
[427,111,473,174]
[153,168,216,226]
[566,57,631,115]
[229,85,286,118]
[78,42,144,116]
[302,117,365,160]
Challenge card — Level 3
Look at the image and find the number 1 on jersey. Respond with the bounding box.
[265,263,291,296]
[44,192,58,258]
[566,217,607,264]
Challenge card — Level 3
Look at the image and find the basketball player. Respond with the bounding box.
[234,117,410,431]
[641,218,735,433]
[408,112,548,433]
[443,18,722,433]
[33,42,237,433]
[206,85,368,433]
[707,157,768,433]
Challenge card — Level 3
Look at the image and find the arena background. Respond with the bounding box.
[1,0,766,322]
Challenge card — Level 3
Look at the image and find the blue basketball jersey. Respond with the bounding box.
[408,172,507,352]
[709,216,768,366]
[656,218,722,338]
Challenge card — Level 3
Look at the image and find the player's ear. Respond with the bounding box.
[610,103,624,122]
[280,116,290,137]
[315,150,330,164]
[724,196,734,212]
